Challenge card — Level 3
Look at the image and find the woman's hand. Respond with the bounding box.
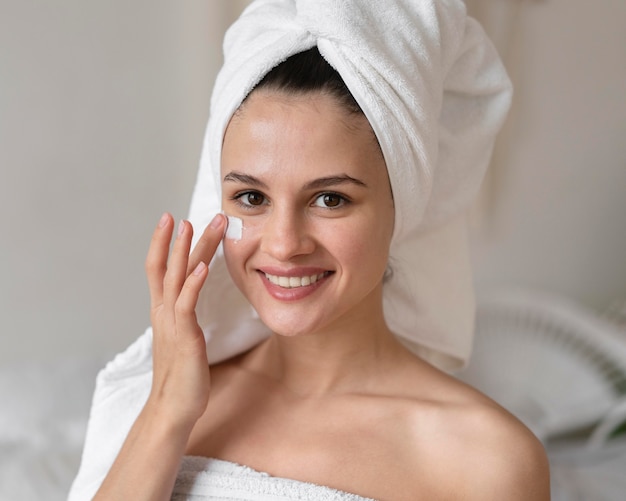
[144,212,226,431]
[93,213,227,501]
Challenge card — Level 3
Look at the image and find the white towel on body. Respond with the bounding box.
[69,1,511,499]
[172,456,374,500]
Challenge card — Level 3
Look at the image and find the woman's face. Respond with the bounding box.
[221,90,394,338]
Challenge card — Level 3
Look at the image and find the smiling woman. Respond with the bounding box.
[69,1,550,500]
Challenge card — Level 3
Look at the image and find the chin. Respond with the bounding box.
[259,315,316,338]
[255,306,331,338]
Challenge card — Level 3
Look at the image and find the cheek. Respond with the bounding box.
[222,216,267,282]
[222,214,261,256]
[326,214,393,274]
[222,240,237,279]
[223,236,253,287]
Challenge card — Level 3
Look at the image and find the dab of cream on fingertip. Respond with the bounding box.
[225,215,243,241]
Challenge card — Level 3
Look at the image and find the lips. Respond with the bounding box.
[264,271,330,289]
[257,268,333,300]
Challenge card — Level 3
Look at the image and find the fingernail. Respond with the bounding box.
[209,214,224,229]
[177,220,185,237]
[158,213,169,228]
[193,261,206,276]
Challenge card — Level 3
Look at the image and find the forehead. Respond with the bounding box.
[221,91,385,181]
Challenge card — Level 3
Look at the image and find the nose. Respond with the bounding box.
[259,206,315,261]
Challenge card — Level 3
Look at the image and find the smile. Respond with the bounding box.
[264,271,331,289]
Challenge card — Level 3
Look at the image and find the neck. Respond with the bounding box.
[244,304,407,397]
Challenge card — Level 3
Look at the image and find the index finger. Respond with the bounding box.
[186,213,227,275]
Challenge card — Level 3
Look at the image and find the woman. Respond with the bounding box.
[70,1,550,500]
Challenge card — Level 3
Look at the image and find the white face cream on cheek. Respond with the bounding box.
[225,215,244,241]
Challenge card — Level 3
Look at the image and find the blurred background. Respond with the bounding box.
[0,0,625,499]
[1,0,249,365]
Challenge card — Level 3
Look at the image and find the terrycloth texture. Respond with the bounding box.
[173,456,375,500]
[189,0,512,371]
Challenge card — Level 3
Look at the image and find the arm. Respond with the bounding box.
[93,212,226,501]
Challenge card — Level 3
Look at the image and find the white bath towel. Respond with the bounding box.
[69,1,511,498]
[190,0,512,371]
[172,456,374,500]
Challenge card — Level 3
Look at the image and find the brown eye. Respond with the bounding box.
[323,194,341,207]
[313,193,346,209]
[236,191,266,207]
[246,192,265,205]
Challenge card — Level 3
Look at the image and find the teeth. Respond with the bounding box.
[265,272,328,289]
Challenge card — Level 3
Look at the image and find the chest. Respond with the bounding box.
[185,385,423,499]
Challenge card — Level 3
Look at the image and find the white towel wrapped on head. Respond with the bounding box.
[190,0,512,371]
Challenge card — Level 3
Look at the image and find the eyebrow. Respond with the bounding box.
[223,172,269,189]
[223,171,367,191]
[303,175,367,191]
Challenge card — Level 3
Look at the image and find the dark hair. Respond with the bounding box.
[250,47,363,115]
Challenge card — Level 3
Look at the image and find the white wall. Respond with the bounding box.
[469,0,626,311]
[0,1,246,363]
[1,0,624,365]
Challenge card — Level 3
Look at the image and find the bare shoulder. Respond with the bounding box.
[438,398,550,500]
[396,363,551,500]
